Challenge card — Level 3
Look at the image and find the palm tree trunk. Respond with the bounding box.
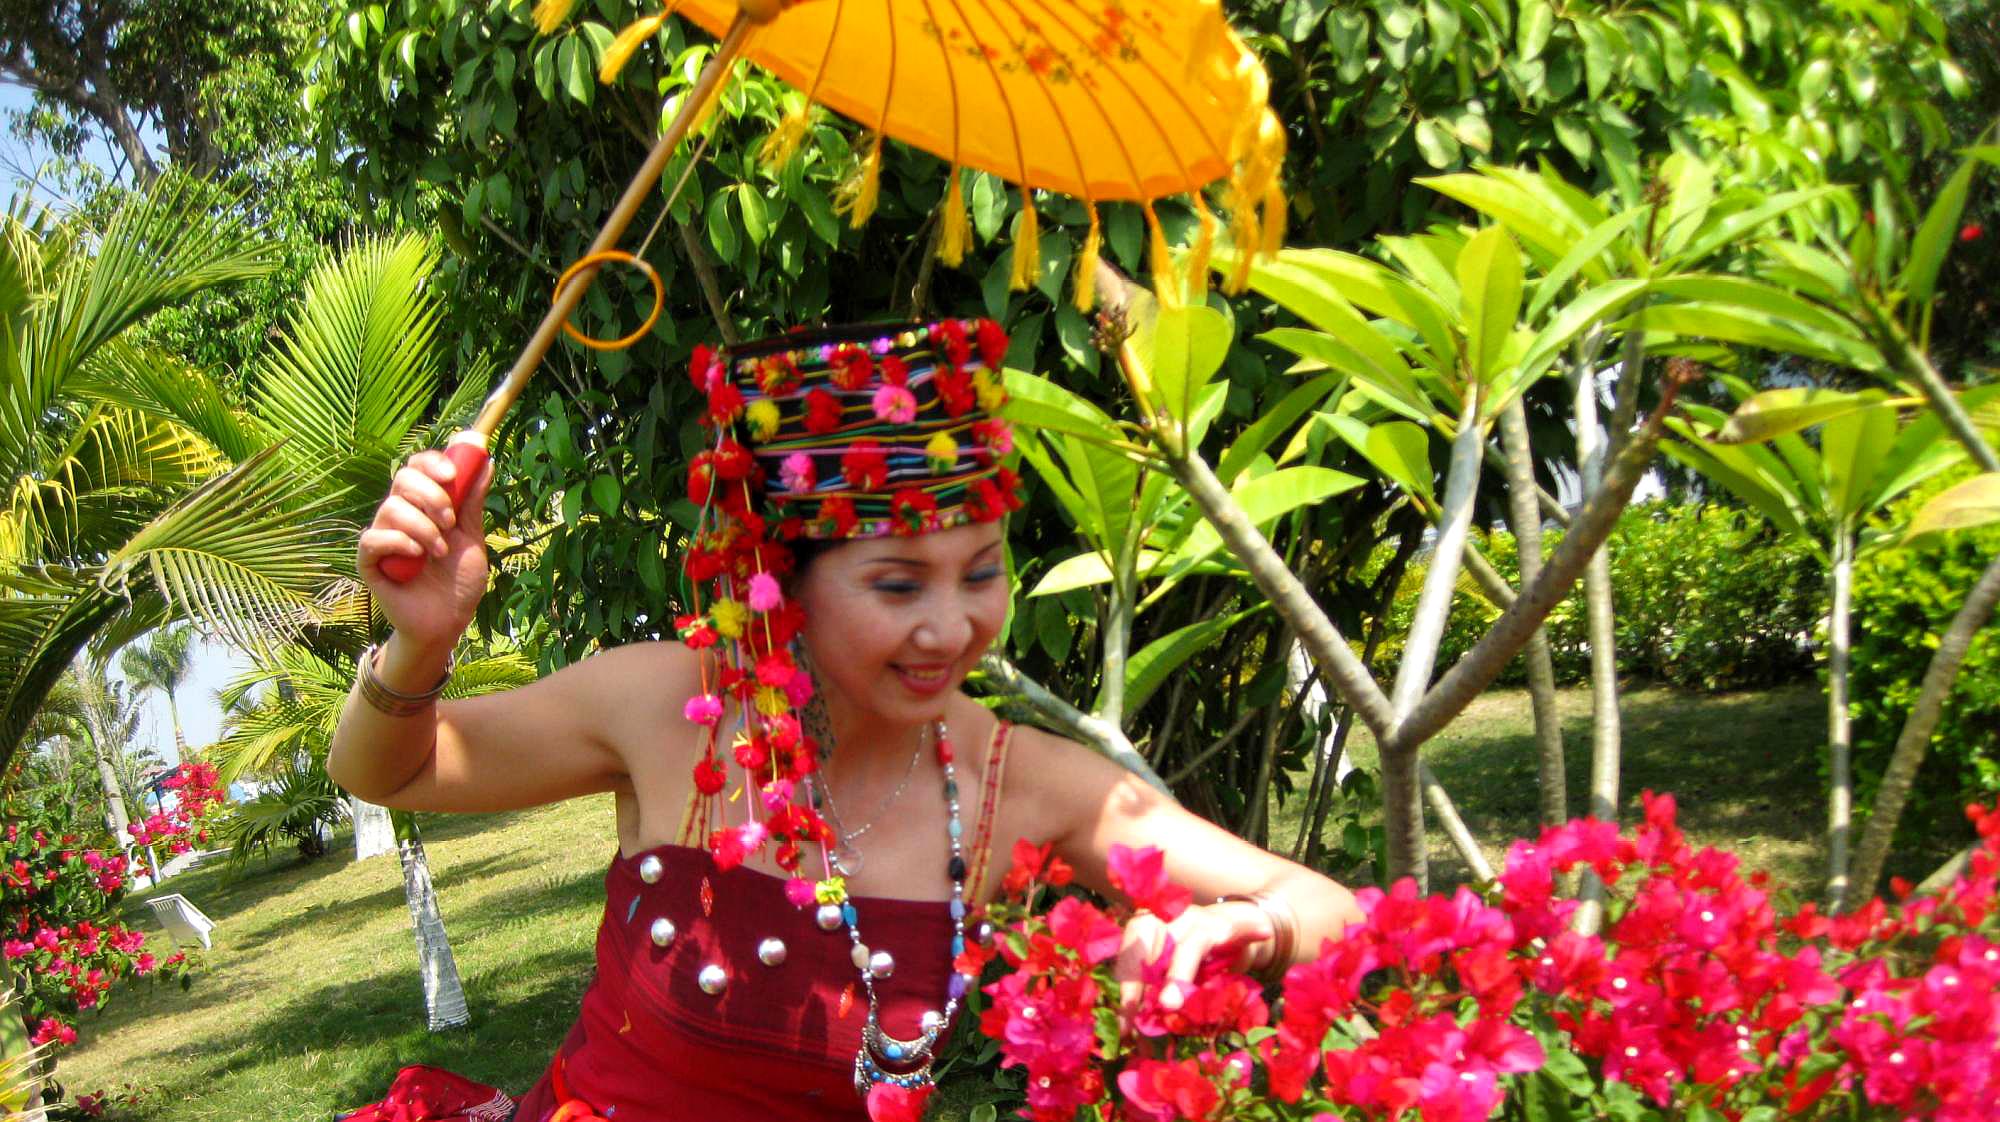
[1825,530,1856,910]
[94,747,131,840]
[351,796,398,862]
[164,692,189,760]
[1848,552,2000,904]
[1500,398,1567,827]
[398,833,469,1031]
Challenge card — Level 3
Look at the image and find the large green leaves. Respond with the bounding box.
[1457,226,1524,385]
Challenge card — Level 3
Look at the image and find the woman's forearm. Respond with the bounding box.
[326,632,455,802]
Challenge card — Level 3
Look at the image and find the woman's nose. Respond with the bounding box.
[914,598,976,653]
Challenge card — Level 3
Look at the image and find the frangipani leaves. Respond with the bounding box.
[1906,473,2000,539]
[1714,388,1893,444]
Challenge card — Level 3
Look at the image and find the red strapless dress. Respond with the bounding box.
[341,724,1013,1122]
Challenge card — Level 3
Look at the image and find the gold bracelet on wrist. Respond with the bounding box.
[355,642,453,718]
[1221,891,1299,987]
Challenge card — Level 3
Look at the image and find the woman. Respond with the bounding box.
[330,318,1362,1122]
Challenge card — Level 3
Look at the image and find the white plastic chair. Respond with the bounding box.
[146,893,216,950]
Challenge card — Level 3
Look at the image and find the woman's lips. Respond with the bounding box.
[893,662,954,695]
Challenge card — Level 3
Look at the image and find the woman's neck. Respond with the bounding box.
[813,691,933,793]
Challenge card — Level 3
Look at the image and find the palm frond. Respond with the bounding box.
[253,234,444,522]
[25,174,275,399]
[103,444,344,653]
[76,338,272,465]
[0,583,128,773]
[398,362,494,456]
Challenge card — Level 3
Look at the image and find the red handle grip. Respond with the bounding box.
[378,440,492,584]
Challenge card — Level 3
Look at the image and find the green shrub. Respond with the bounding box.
[1378,504,1823,692]
[1848,471,2000,847]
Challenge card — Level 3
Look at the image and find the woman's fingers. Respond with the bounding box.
[1115,914,1166,1023]
[377,495,448,558]
[359,526,424,571]
[393,462,458,531]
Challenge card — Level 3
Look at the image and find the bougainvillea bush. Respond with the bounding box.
[897,794,2000,1122]
[2,760,226,1052]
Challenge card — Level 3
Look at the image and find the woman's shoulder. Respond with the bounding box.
[986,718,1160,832]
[563,639,706,758]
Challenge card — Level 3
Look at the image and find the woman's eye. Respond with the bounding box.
[966,567,1003,584]
[873,581,921,595]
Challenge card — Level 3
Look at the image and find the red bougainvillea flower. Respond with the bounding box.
[1961,222,1985,242]
[864,1082,931,1122]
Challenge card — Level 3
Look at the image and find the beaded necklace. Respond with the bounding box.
[806,718,975,1095]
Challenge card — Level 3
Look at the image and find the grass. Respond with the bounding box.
[58,682,1942,1118]
[57,796,618,1119]
[1269,680,1958,896]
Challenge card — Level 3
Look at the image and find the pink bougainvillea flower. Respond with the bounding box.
[1107,844,1192,919]
[864,1083,931,1122]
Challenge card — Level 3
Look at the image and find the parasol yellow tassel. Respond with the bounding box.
[1261,182,1287,256]
[1073,202,1102,313]
[1009,191,1041,291]
[1225,204,1258,294]
[758,104,813,170]
[1144,202,1182,308]
[938,166,971,267]
[1186,193,1217,301]
[533,0,579,35]
[835,135,883,228]
[599,14,666,84]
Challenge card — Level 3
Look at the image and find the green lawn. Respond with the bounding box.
[56,682,1945,1118]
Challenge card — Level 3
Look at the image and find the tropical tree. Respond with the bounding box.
[119,624,195,758]
[0,177,347,778]
[1664,382,1986,906]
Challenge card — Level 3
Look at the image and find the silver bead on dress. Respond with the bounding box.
[920,1010,945,1034]
[816,904,844,931]
[850,943,873,971]
[649,917,676,947]
[868,950,895,979]
[757,937,788,966]
[697,963,727,995]
[637,855,664,884]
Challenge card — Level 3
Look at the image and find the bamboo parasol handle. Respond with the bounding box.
[381,12,757,583]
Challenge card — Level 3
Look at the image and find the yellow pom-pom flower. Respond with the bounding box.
[925,431,959,472]
[973,370,1007,413]
[753,687,790,717]
[746,399,782,441]
[815,877,848,905]
[710,597,748,639]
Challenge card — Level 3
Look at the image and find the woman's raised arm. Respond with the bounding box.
[328,448,690,813]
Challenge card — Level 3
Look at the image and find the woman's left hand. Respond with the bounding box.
[1113,900,1273,1026]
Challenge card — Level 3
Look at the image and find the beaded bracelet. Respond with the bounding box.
[1221,891,1299,986]
[355,643,453,718]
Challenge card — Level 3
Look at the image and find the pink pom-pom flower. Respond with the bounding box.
[683,694,725,726]
[785,877,818,908]
[780,452,817,493]
[748,572,784,612]
[872,383,918,424]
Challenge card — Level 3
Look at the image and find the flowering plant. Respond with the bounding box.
[967,794,2000,1122]
[2,760,223,1056]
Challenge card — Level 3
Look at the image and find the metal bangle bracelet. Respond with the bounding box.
[1220,891,1299,986]
[355,643,453,718]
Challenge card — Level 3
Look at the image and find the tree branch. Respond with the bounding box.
[979,653,1173,796]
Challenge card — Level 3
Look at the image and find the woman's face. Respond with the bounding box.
[792,521,1009,727]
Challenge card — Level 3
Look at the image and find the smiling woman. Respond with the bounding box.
[327,318,1363,1122]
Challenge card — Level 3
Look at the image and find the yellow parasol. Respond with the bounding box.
[384,0,1280,581]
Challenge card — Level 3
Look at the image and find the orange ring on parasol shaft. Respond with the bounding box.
[554,249,665,351]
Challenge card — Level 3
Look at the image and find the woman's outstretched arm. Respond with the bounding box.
[1016,725,1366,1016]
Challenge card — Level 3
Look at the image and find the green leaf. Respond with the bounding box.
[557,35,592,105]
[970,172,1006,242]
[705,192,739,264]
[1657,153,1715,259]
[1138,303,1231,424]
[1715,388,1888,444]
[1030,550,1163,596]
[1215,373,1343,485]
[1124,606,1261,713]
[1904,158,1977,307]
[1628,301,1881,371]
[1414,119,1460,169]
[1324,415,1435,502]
[1516,0,1554,59]
[590,474,621,516]
[1907,474,2000,537]
[1163,467,1364,573]
[1279,0,1330,39]
[1054,304,1099,376]
[1820,403,1894,520]
[737,186,770,246]
[1457,226,1523,386]
[1035,597,1073,661]
[560,486,584,525]
[1261,327,1427,421]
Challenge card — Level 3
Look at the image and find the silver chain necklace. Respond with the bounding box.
[798,666,922,872]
